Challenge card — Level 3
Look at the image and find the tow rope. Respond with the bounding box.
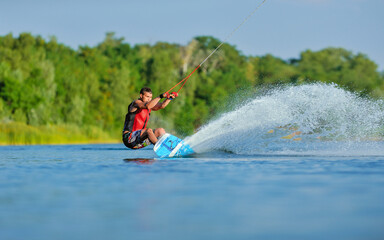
[164,0,268,99]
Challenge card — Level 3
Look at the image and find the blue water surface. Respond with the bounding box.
[1,144,384,240]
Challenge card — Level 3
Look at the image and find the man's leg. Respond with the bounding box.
[154,128,165,138]
[140,128,157,144]
[140,128,166,144]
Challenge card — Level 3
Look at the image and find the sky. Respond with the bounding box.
[1,0,383,70]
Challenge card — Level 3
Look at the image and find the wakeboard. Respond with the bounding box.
[153,133,194,158]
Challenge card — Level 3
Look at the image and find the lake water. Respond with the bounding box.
[1,143,384,240]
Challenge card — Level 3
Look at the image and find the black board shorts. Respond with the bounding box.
[123,130,151,149]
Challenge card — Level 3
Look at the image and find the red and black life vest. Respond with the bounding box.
[123,101,151,133]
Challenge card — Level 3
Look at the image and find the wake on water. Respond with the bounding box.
[185,83,384,156]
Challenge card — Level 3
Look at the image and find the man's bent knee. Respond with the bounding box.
[155,128,165,137]
[147,128,154,134]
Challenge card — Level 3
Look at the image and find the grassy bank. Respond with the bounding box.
[0,122,119,145]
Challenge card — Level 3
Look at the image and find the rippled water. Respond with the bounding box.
[1,144,384,240]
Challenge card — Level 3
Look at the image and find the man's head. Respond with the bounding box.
[140,87,152,103]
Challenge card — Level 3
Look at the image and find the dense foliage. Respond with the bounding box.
[0,32,383,143]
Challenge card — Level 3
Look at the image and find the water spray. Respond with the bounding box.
[186,83,384,156]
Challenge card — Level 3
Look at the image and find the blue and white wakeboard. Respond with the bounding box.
[153,133,194,158]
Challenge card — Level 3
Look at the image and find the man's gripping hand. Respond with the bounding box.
[159,93,169,99]
[169,92,178,100]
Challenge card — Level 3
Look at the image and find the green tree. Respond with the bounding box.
[297,48,381,95]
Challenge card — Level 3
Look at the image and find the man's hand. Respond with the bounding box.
[159,92,178,100]
[168,92,178,100]
[159,93,168,99]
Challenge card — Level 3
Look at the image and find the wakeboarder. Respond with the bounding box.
[122,87,177,149]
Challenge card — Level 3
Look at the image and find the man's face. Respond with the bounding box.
[140,91,152,103]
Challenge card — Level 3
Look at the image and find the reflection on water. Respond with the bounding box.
[123,158,155,165]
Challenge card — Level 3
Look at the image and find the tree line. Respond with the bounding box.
[0,32,383,143]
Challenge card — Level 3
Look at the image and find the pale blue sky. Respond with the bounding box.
[1,0,383,70]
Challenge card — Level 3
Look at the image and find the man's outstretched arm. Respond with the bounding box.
[152,93,177,111]
[131,93,168,112]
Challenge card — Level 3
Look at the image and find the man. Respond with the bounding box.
[122,87,177,149]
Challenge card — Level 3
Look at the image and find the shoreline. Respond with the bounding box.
[0,140,121,146]
[0,122,121,147]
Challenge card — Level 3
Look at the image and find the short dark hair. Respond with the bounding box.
[140,87,152,95]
